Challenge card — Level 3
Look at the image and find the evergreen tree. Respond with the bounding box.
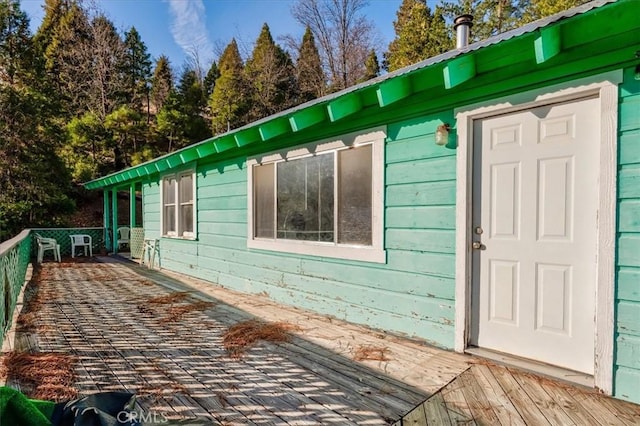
[203,60,220,98]
[104,105,145,169]
[62,112,108,182]
[176,68,210,145]
[34,0,94,116]
[121,26,152,112]
[245,23,297,121]
[296,26,325,102]
[384,0,452,72]
[361,49,379,81]
[0,85,74,238]
[156,90,188,152]
[440,0,519,42]
[0,0,32,85]
[520,0,589,23]
[0,1,73,238]
[209,39,250,134]
[150,55,173,113]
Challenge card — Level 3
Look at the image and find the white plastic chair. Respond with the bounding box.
[117,226,130,249]
[35,233,60,263]
[70,234,93,258]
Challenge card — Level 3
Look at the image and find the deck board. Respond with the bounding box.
[2,258,639,425]
[401,402,428,425]
[458,367,501,424]
[2,259,455,424]
[423,393,453,425]
[440,374,477,425]
[510,369,575,425]
[471,364,526,426]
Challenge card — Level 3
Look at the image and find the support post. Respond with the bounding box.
[103,190,112,252]
[129,182,136,229]
[111,188,118,254]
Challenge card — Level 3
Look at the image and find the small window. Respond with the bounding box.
[161,171,196,239]
[248,127,385,263]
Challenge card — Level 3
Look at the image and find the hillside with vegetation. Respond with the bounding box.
[0,0,588,240]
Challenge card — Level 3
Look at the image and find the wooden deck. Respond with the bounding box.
[2,258,639,425]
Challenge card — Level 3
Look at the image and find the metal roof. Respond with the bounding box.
[84,0,627,190]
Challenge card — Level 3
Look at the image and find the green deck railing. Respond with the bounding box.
[0,230,32,347]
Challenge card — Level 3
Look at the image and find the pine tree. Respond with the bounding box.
[34,0,94,116]
[0,1,73,237]
[209,39,250,134]
[440,0,519,42]
[296,26,325,102]
[0,0,33,85]
[62,112,108,182]
[176,68,210,145]
[121,26,152,112]
[203,61,220,98]
[384,0,452,72]
[156,90,188,152]
[520,0,589,23]
[150,55,173,113]
[361,50,380,82]
[245,23,297,121]
[104,105,145,169]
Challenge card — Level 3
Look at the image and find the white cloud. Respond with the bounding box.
[166,0,214,61]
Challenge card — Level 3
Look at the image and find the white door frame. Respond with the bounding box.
[454,71,621,394]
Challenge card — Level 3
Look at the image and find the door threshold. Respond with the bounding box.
[465,347,594,389]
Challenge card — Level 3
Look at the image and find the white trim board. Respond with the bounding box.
[246,126,387,263]
[453,70,621,395]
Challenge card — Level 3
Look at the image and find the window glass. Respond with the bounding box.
[338,145,372,245]
[254,163,275,238]
[180,204,193,233]
[164,205,176,234]
[179,174,193,203]
[163,173,195,238]
[164,177,176,203]
[277,154,334,241]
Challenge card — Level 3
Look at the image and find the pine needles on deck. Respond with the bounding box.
[2,352,78,402]
[352,345,391,362]
[137,291,215,323]
[162,301,216,323]
[222,320,299,358]
[147,291,192,305]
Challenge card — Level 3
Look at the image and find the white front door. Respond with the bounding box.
[469,97,600,374]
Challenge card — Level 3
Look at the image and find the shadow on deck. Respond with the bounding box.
[2,257,639,425]
[1,258,465,424]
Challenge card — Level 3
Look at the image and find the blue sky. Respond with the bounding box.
[20,0,403,70]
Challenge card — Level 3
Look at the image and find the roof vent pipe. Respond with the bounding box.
[454,14,473,49]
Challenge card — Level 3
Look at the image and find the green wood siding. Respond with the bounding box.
[139,65,640,404]
[143,112,457,348]
[614,66,640,403]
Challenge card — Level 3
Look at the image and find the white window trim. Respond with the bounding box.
[160,168,197,240]
[247,126,386,263]
[453,70,621,395]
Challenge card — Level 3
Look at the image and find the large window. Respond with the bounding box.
[248,127,385,263]
[162,171,195,238]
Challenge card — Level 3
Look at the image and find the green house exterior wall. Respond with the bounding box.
[141,65,640,403]
[614,66,640,403]
[143,110,458,348]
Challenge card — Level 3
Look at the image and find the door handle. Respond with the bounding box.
[472,241,485,250]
